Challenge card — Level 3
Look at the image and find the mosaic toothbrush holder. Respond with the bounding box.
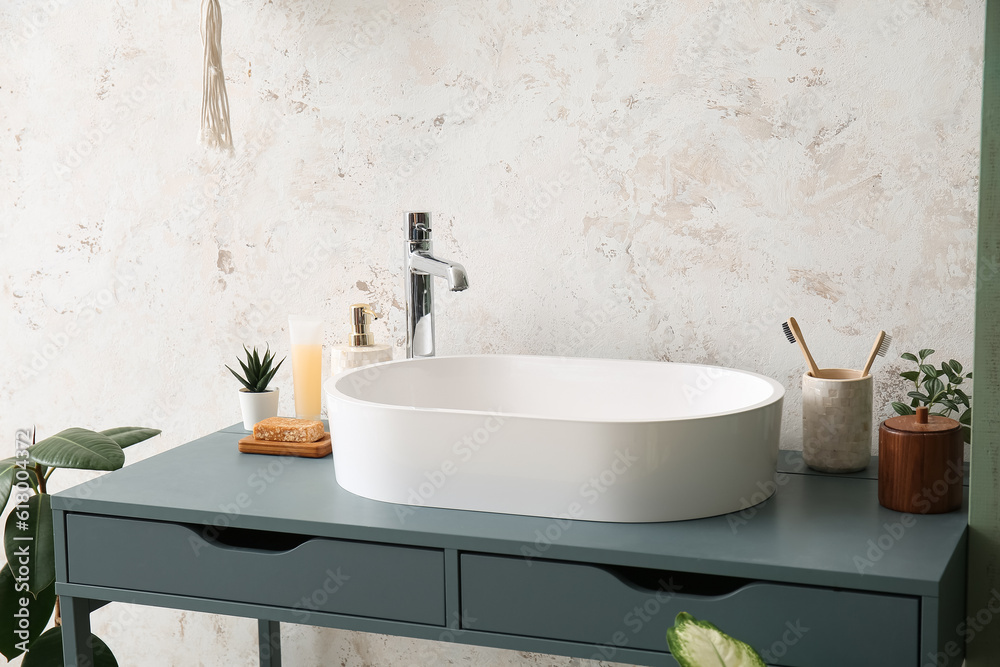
[802,369,873,473]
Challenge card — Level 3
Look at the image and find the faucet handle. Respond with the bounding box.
[407,212,432,242]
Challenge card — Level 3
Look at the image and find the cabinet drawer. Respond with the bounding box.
[66,514,445,626]
[460,554,917,667]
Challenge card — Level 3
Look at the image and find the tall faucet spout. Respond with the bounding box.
[409,253,469,291]
[405,212,469,358]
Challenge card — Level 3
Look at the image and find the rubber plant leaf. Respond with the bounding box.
[99,427,161,449]
[0,565,55,660]
[4,494,55,595]
[0,458,38,512]
[28,428,125,471]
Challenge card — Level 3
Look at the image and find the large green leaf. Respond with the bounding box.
[666,612,766,667]
[0,459,38,514]
[892,402,916,416]
[919,364,939,379]
[4,494,54,595]
[940,363,960,384]
[28,428,124,471]
[0,459,15,514]
[940,399,959,413]
[924,378,946,402]
[955,388,971,407]
[21,627,118,667]
[0,565,55,661]
[98,427,161,449]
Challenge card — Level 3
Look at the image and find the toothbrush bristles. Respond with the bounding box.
[781,321,796,344]
[877,333,892,357]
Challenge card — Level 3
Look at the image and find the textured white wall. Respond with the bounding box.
[0,0,984,665]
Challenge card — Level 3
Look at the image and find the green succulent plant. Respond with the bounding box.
[891,348,973,444]
[226,345,285,393]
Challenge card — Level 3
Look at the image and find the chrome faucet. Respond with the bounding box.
[405,212,469,358]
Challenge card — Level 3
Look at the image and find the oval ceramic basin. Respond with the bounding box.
[325,355,784,522]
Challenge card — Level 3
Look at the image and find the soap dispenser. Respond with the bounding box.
[331,303,394,375]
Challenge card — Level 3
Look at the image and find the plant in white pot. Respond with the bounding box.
[227,345,285,430]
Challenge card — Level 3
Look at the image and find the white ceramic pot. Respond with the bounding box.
[238,388,279,431]
[802,369,873,473]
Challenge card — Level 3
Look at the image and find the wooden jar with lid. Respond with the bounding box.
[878,406,963,514]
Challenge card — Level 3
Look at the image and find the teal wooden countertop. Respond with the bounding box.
[53,424,968,598]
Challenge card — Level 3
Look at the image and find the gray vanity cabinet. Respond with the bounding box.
[52,425,968,667]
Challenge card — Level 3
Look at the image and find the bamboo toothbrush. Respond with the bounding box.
[860,331,892,376]
[782,317,822,378]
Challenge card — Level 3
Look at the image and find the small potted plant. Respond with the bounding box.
[227,345,285,430]
[891,348,973,443]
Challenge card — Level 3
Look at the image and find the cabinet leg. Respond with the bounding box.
[258,619,281,667]
[60,596,94,667]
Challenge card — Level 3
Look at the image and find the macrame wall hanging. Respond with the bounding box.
[199,0,233,151]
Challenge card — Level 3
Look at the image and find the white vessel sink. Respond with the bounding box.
[324,355,784,523]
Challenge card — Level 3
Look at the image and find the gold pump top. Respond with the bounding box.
[349,303,381,347]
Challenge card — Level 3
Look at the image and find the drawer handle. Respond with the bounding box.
[192,524,311,554]
[605,565,752,598]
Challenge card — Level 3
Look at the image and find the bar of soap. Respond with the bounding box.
[253,417,324,443]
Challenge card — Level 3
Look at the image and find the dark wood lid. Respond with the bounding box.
[883,406,960,433]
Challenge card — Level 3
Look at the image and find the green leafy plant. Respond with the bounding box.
[891,349,973,443]
[226,345,285,393]
[667,612,766,667]
[0,426,160,666]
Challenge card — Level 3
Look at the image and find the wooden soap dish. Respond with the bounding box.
[238,432,332,458]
